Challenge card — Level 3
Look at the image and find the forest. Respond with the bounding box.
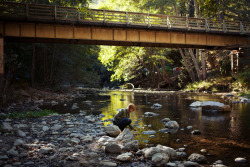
[0,0,250,105]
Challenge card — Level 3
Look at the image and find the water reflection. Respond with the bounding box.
[98,91,250,166]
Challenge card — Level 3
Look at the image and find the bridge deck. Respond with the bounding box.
[0,2,249,50]
[0,2,249,34]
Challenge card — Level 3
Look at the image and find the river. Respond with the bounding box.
[46,89,250,166]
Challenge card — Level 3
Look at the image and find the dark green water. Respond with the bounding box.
[45,90,250,166]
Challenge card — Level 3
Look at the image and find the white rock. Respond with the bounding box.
[144,112,159,117]
[152,153,169,167]
[50,124,62,131]
[99,160,117,167]
[39,147,54,154]
[104,125,121,137]
[42,126,49,131]
[115,128,134,145]
[81,135,93,142]
[105,142,122,154]
[71,138,80,144]
[189,101,202,107]
[97,136,116,146]
[2,122,13,131]
[5,118,12,122]
[7,149,19,157]
[161,118,171,123]
[151,103,162,109]
[164,121,179,129]
[117,152,132,162]
[14,139,25,146]
[235,157,247,163]
[17,130,26,137]
[156,145,177,159]
[144,147,162,159]
[51,101,58,106]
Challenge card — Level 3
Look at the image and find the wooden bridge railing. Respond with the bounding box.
[0,2,249,34]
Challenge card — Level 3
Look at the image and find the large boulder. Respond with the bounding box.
[123,140,139,152]
[189,101,202,107]
[144,147,162,159]
[164,121,179,129]
[103,125,121,137]
[97,136,116,146]
[152,153,169,167]
[188,153,207,164]
[115,128,134,145]
[116,152,133,162]
[105,142,122,154]
[156,145,177,160]
[190,101,230,112]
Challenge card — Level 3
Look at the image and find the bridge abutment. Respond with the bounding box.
[0,37,4,92]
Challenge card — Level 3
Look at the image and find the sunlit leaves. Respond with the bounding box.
[98,46,143,81]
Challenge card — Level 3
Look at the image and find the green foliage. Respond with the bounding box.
[98,46,181,85]
[0,109,58,120]
[239,90,250,98]
[232,70,250,91]
[185,80,213,91]
[98,46,143,82]
[199,0,250,21]
[5,43,106,88]
[184,76,233,92]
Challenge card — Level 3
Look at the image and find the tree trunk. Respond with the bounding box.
[135,55,150,72]
[145,48,172,85]
[189,0,194,17]
[194,0,201,18]
[31,43,36,87]
[201,51,206,80]
[179,48,196,82]
[188,49,202,81]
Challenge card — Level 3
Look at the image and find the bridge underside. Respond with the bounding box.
[1,21,249,50]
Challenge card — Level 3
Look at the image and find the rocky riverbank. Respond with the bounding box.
[0,111,230,167]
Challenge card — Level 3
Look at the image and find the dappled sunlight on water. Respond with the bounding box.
[96,90,250,166]
[43,90,250,166]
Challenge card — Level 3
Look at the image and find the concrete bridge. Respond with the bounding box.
[0,2,250,78]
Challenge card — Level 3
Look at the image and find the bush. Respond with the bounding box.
[232,70,250,91]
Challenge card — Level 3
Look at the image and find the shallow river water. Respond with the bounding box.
[48,90,250,166]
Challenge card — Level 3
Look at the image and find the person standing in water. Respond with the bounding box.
[113,103,136,131]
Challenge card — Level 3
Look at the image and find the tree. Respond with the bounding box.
[198,0,250,21]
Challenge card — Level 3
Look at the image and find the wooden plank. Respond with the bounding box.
[74,27,91,39]
[171,32,185,44]
[5,23,20,36]
[140,31,155,42]
[21,23,35,37]
[114,29,126,41]
[127,30,139,41]
[92,28,113,40]
[186,33,206,45]
[36,24,54,38]
[56,25,73,39]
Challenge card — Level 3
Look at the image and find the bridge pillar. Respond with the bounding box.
[0,37,4,91]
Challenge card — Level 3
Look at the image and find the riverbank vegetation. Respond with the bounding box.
[0,109,57,119]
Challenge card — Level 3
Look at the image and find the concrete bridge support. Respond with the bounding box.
[0,37,4,92]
